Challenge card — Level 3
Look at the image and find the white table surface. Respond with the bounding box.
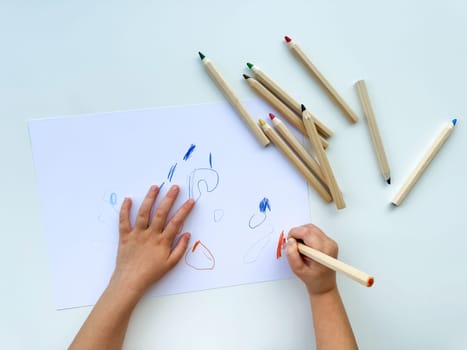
[1,1,467,349]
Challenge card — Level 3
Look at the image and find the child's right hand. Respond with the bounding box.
[286,224,338,296]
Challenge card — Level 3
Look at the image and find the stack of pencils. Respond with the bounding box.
[199,36,458,209]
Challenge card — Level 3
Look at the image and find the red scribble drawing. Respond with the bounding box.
[185,240,216,270]
[276,230,286,259]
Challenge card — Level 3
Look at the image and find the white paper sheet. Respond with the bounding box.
[29,100,310,310]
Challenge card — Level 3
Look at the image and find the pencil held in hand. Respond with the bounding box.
[297,242,374,287]
[355,80,391,184]
[392,119,458,206]
[198,52,269,147]
[284,36,359,124]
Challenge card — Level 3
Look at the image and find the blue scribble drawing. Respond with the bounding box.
[259,198,271,213]
[109,192,118,206]
[213,209,224,223]
[209,152,213,168]
[167,163,177,182]
[98,191,120,229]
[183,144,196,161]
[243,229,274,264]
[249,197,271,229]
[188,168,220,201]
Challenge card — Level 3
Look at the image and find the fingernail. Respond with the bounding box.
[171,185,179,192]
[287,237,296,245]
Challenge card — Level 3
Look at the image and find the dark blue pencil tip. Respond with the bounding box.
[198,51,205,60]
[386,178,391,185]
[452,118,458,126]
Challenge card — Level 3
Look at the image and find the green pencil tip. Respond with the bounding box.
[246,62,254,69]
[198,52,205,60]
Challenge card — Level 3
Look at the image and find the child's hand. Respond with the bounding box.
[109,184,195,300]
[286,224,337,296]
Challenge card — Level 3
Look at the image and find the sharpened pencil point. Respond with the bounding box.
[386,178,391,185]
[258,119,266,126]
[269,113,276,120]
[284,35,292,43]
[452,118,458,126]
[242,74,250,80]
[198,51,205,60]
[301,104,306,112]
[246,62,254,69]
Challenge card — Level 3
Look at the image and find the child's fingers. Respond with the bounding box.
[150,185,180,233]
[135,185,159,229]
[163,199,195,240]
[119,197,132,235]
[167,232,191,268]
[285,237,306,272]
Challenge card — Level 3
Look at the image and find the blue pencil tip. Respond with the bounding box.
[452,118,458,126]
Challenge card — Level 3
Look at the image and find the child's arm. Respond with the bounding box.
[286,224,358,350]
[69,184,195,350]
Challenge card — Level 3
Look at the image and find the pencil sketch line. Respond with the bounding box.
[188,168,220,201]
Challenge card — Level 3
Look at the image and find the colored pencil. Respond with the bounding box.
[269,113,327,185]
[246,62,333,138]
[355,80,391,184]
[284,36,359,124]
[243,74,328,149]
[297,242,374,287]
[198,52,269,147]
[302,105,346,209]
[391,119,457,206]
[258,119,332,203]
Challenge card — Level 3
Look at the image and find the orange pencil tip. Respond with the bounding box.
[367,277,374,287]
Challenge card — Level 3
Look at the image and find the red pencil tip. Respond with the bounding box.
[367,277,374,287]
[284,35,292,43]
[269,113,276,120]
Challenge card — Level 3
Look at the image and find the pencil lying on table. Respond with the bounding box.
[392,118,457,206]
[198,52,269,147]
[269,113,327,185]
[284,36,359,124]
[297,242,374,287]
[302,105,346,209]
[243,74,328,149]
[247,62,333,139]
[355,80,391,184]
[258,118,332,203]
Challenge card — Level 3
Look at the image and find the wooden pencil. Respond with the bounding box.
[258,119,332,203]
[302,105,346,209]
[243,74,328,149]
[198,52,269,147]
[284,36,359,124]
[269,113,327,185]
[355,80,391,184]
[247,62,333,138]
[392,119,457,206]
[298,242,374,287]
